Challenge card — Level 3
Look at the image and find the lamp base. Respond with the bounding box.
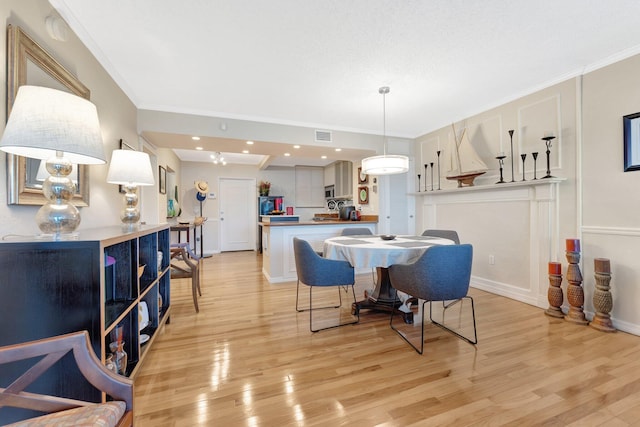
[120,185,141,226]
[36,153,81,235]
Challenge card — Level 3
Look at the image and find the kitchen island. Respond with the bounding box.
[259,216,377,283]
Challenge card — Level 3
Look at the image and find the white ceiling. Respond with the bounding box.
[50,0,640,166]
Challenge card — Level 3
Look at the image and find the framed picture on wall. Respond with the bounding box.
[358,186,369,204]
[358,167,369,184]
[159,166,166,194]
[623,112,640,171]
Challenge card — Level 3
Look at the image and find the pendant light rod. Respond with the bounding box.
[379,86,389,156]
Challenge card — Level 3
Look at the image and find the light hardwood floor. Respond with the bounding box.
[134,251,640,426]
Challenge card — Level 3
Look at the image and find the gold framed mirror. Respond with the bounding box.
[6,24,91,206]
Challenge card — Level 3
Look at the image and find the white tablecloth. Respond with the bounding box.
[323,235,453,268]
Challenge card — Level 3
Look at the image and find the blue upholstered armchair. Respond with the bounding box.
[293,237,359,332]
[389,244,477,354]
[421,229,460,244]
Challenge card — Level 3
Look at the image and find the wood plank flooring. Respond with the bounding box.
[134,251,640,426]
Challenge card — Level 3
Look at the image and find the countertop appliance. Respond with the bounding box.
[339,205,355,220]
[324,185,335,199]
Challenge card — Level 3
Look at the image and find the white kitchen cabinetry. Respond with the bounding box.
[324,163,335,187]
[295,166,324,207]
[334,161,353,198]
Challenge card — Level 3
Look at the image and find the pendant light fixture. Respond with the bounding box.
[361,86,409,175]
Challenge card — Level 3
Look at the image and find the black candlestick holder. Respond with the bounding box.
[430,162,434,191]
[424,164,428,192]
[436,151,441,190]
[532,152,538,179]
[541,136,556,178]
[417,174,421,192]
[508,130,515,182]
[496,155,506,184]
[521,153,527,181]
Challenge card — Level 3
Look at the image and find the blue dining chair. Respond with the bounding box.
[421,229,460,244]
[388,244,477,354]
[340,228,373,236]
[293,237,359,332]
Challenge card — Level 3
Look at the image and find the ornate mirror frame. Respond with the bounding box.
[6,24,91,206]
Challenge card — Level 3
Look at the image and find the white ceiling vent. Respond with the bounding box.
[314,129,332,142]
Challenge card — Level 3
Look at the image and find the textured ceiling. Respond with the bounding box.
[50,0,640,165]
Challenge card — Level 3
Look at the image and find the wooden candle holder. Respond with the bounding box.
[565,239,588,325]
[545,262,564,318]
[590,258,615,332]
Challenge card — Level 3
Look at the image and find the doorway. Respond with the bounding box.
[219,178,256,252]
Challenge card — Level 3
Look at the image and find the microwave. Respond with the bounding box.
[324,185,335,199]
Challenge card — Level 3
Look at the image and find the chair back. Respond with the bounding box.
[340,228,373,236]
[421,229,460,244]
[389,244,472,301]
[293,237,353,286]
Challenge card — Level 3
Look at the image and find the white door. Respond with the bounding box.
[219,178,256,251]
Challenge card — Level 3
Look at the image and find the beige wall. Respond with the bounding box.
[415,55,640,335]
[582,54,640,332]
[0,0,141,236]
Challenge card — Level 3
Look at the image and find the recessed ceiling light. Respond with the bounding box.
[195,146,203,150]
[335,148,342,152]
[246,141,254,145]
[242,150,249,154]
[284,153,291,156]
[321,155,327,159]
[293,145,300,149]
[191,136,200,141]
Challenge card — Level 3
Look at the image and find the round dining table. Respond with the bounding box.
[323,234,454,322]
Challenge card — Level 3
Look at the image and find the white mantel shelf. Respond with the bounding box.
[409,177,566,196]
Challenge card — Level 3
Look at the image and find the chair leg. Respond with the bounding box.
[429,296,477,345]
[191,268,199,313]
[296,280,341,312]
[390,295,426,354]
[309,285,359,332]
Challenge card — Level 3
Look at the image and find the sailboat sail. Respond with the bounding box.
[446,125,487,186]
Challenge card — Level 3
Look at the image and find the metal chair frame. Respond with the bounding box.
[293,237,359,332]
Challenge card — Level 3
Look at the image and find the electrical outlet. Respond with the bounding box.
[489,255,495,265]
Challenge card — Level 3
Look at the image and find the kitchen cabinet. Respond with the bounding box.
[324,163,335,187]
[0,224,170,410]
[323,161,353,199]
[295,166,324,207]
[334,161,353,198]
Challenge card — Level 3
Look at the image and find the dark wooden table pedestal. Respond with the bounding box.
[351,267,414,323]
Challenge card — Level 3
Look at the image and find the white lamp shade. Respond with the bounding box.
[106,149,155,186]
[0,86,106,164]
[361,154,409,175]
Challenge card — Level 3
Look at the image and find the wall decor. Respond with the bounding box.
[159,166,166,194]
[6,25,91,206]
[623,112,640,171]
[358,186,369,204]
[358,167,368,184]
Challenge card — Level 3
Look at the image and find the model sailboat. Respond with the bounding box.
[446,124,488,187]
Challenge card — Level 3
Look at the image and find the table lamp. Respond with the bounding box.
[106,149,155,227]
[0,85,106,236]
